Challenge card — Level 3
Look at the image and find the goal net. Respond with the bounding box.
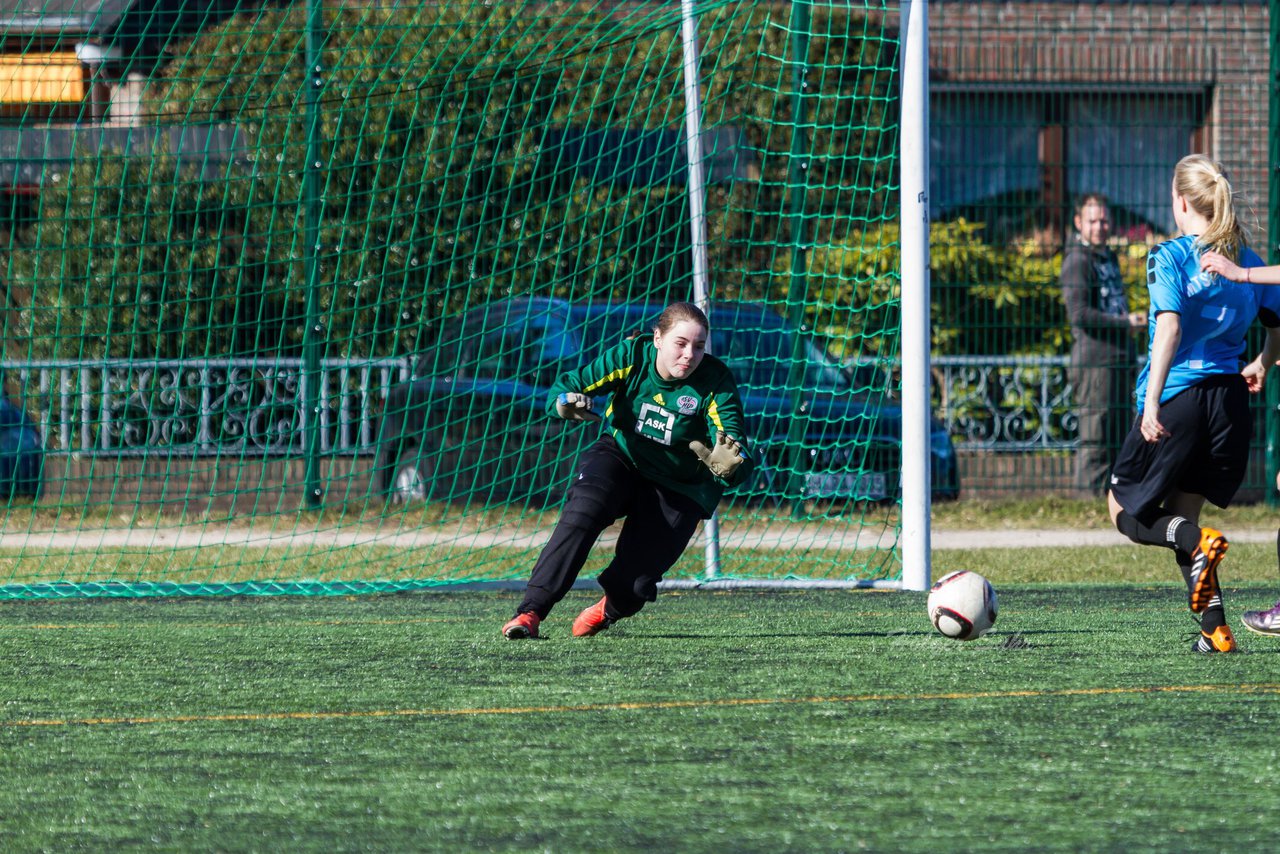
[0,0,921,597]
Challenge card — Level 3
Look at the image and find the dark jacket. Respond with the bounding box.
[1062,239,1132,365]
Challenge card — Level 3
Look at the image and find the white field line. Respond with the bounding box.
[0,526,896,551]
[0,525,1274,551]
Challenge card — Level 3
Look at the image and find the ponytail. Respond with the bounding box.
[1173,154,1247,258]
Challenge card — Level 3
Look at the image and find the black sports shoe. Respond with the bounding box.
[1188,528,1228,614]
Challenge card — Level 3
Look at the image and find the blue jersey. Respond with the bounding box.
[1135,235,1280,411]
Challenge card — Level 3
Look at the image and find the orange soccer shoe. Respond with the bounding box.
[571,597,613,637]
[1192,624,1237,654]
[1188,528,1228,614]
[502,612,540,639]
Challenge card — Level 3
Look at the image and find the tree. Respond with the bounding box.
[8,1,898,361]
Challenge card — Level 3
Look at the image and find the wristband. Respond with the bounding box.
[1247,266,1252,283]
[722,434,749,460]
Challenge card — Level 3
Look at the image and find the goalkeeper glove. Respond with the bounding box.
[556,392,602,423]
[689,431,747,479]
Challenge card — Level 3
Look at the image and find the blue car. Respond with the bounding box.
[0,398,42,499]
[375,298,959,507]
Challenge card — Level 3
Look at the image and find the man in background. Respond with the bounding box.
[1062,193,1146,497]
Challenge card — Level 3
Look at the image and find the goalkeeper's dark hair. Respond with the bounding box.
[627,301,710,341]
[655,301,709,335]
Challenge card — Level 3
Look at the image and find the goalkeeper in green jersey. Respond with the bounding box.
[502,301,755,639]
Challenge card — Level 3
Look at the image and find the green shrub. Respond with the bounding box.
[8,2,897,362]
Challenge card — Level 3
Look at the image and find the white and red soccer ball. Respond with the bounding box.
[927,570,998,640]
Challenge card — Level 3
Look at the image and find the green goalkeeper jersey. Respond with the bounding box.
[547,337,755,515]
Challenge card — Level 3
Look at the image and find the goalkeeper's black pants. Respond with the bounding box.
[516,436,706,621]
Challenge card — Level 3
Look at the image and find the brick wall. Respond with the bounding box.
[930,1,1273,247]
[37,454,381,515]
[956,448,1268,502]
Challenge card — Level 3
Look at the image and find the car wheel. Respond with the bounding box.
[389,445,433,504]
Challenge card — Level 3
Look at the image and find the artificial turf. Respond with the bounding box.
[2,583,1279,851]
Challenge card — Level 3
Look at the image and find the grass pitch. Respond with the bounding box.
[3,582,1280,851]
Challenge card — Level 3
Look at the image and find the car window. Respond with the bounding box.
[713,326,790,390]
[711,312,850,394]
[801,341,853,392]
[606,307,662,347]
[575,307,661,362]
[470,312,580,385]
[453,301,849,394]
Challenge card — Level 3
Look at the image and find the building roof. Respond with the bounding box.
[0,0,134,36]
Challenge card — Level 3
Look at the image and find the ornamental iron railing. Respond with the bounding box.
[5,355,1085,456]
[3,359,411,457]
[933,355,1079,451]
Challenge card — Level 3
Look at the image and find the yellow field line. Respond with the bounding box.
[7,683,1280,729]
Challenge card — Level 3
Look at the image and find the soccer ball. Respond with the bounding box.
[927,570,997,640]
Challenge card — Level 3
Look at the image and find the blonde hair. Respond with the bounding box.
[1173,154,1246,258]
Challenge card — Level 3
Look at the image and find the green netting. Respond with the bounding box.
[928,0,1273,498]
[0,0,911,596]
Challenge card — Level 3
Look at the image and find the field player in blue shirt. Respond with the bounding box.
[1107,154,1280,653]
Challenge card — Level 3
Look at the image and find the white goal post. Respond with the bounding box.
[899,0,933,592]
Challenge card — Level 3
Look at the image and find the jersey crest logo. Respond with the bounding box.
[677,394,698,415]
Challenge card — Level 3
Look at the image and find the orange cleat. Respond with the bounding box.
[1192,624,1237,654]
[502,612,540,639]
[571,596,613,637]
[1188,528,1228,614]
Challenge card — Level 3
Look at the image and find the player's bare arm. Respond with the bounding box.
[1201,251,1280,285]
[1141,312,1180,442]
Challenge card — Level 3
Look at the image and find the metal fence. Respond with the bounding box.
[11,351,1271,506]
[4,359,410,457]
[6,354,1084,457]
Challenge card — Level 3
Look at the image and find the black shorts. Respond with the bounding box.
[1109,373,1252,516]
